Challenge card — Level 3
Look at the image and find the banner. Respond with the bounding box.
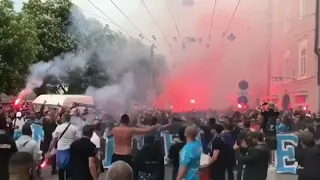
[103,131,176,168]
[102,130,207,168]
[27,123,299,174]
[276,133,298,174]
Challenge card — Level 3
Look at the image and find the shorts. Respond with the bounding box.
[111,154,134,169]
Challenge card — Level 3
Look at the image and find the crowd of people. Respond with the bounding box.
[0,100,320,180]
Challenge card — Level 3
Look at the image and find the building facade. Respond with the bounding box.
[268,0,318,111]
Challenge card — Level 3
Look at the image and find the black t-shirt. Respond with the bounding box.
[168,142,185,169]
[0,133,18,180]
[261,110,279,136]
[41,119,57,151]
[211,136,235,166]
[70,138,97,180]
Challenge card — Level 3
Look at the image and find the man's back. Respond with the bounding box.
[242,143,270,180]
[297,145,320,179]
[70,137,96,180]
[16,135,40,161]
[112,126,133,155]
[180,140,202,180]
[0,133,17,180]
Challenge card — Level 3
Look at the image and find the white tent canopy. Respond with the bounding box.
[32,94,94,107]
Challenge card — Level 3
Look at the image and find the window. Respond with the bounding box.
[299,40,307,78]
[295,95,307,104]
[284,10,291,33]
[300,0,307,19]
[285,58,290,81]
[284,51,291,82]
[316,55,319,76]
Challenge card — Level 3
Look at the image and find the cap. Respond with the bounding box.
[16,112,22,118]
[268,102,275,109]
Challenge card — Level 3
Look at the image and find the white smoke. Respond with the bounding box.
[22,5,167,115]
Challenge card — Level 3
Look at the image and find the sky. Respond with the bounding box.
[12,0,265,57]
[12,0,272,109]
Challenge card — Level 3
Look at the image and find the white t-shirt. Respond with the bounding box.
[70,116,85,138]
[13,118,26,130]
[52,123,78,150]
[90,132,100,148]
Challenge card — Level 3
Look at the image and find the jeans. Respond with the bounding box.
[58,169,69,180]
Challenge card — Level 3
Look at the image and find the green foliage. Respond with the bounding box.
[21,0,115,95]
[0,0,157,96]
[0,0,40,95]
[22,0,76,61]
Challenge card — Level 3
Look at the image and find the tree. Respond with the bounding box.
[22,0,76,61]
[0,0,40,95]
[22,0,79,95]
[0,0,163,97]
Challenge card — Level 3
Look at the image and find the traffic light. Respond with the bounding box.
[237,80,249,108]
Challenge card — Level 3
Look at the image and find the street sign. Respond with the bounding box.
[227,33,236,42]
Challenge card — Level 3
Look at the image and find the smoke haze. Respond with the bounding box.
[22,5,168,115]
[22,0,277,112]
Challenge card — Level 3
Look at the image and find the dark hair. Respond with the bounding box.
[209,118,216,126]
[251,132,264,141]
[298,131,315,147]
[244,120,251,129]
[215,124,224,134]
[92,120,101,131]
[306,123,315,133]
[120,114,130,124]
[178,127,186,142]
[62,113,71,122]
[0,112,7,130]
[9,152,34,173]
[82,125,94,138]
[151,117,158,125]
[223,120,233,131]
[22,124,32,136]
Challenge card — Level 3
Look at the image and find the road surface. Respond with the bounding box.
[42,166,297,180]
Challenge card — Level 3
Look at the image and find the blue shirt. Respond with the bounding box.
[179,140,203,180]
[276,123,289,134]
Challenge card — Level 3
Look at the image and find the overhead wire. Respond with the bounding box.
[78,7,113,24]
[207,0,217,46]
[220,0,241,44]
[108,0,155,46]
[165,0,181,38]
[86,0,144,46]
[140,0,172,48]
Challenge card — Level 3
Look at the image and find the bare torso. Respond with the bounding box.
[112,126,133,155]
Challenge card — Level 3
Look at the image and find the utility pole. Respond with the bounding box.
[266,0,273,99]
[151,44,156,89]
[149,44,156,108]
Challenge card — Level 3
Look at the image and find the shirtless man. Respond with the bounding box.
[111,114,159,168]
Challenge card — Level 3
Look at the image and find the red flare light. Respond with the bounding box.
[14,98,21,106]
[237,104,242,109]
[40,160,47,168]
